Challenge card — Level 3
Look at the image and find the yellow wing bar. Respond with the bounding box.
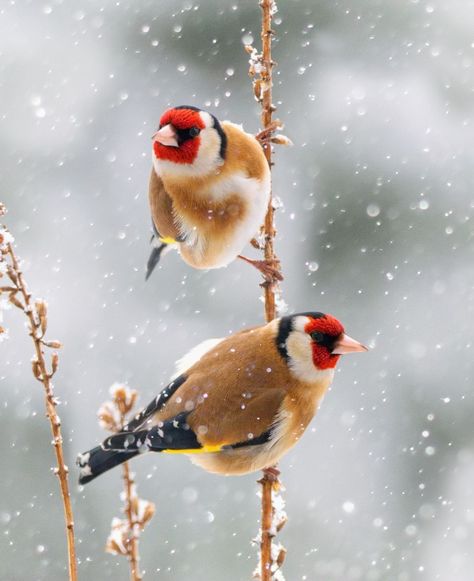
[163,444,223,455]
[159,236,178,245]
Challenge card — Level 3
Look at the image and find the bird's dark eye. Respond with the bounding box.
[310,331,324,343]
[189,126,201,137]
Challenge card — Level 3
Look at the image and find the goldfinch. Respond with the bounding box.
[145,105,281,282]
[78,312,367,484]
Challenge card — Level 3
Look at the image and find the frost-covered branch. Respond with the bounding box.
[99,384,155,581]
[0,202,78,581]
[246,1,289,579]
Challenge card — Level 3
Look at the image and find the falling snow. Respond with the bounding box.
[1,0,473,580]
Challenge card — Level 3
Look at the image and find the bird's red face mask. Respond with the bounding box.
[153,108,206,165]
[305,315,367,370]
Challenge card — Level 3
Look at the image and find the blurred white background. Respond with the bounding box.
[1,0,473,579]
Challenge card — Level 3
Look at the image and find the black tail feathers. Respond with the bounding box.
[77,445,139,485]
[145,242,169,280]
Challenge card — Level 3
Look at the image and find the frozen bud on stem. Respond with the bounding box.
[98,400,121,432]
[271,135,293,146]
[105,518,129,556]
[35,299,47,318]
[9,291,24,310]
[44,339,63,349]
[51,352,59,375]
[110,383,138,415]
[35,299,48,335]
[32,358,43,380]
[136,498,155,527]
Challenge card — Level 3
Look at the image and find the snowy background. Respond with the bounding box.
[1,0,474,579]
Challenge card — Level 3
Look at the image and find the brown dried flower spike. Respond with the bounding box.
[0,203,77,580]
[99,383,155,581]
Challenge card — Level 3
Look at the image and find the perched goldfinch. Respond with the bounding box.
[145,105,280,281]
[78,312,367,484]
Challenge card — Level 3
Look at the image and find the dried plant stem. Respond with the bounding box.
[259,469,275,580]
[248,1,287,579]
[120,416,142,581]
[0,222,78,581]
[258,0,281,575]
[259,0,279,326]
[99,386,155,581]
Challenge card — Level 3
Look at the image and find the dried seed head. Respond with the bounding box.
[110,383,138,415]
[98,401,121,432]
[105,518,129,556]
[276,547,287,568]
[51,352,59,375]
[271,134,293,146]
[137,499,155,527]
[253,79,263,102]
[31,358,42,381]
[35,299,47,317]
[35,299,48,335]
[44,339,63,349]
[276,515,288,532]
[6,266,19,285]
[9,292,24,310]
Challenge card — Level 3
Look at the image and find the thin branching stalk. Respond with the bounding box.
[0,203,78,581]
[122,460,141,580]
[99,385,155,581]
[246,2,290,579]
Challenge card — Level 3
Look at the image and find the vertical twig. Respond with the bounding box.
[0,203,78,581]
[121,460,141,581]
[246,2,289,579]
[99,385,155,581]
[259,0,279,325]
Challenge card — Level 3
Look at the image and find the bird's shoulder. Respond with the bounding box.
[153,323,292,423]
[221,121,269,181]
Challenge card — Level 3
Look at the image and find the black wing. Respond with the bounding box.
[123,374,187,432]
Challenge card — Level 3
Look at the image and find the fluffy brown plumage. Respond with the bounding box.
[146,106,272,279]
[78,312,367,484]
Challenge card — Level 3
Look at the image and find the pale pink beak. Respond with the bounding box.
[152,124,179,147]
[332,333,368,355]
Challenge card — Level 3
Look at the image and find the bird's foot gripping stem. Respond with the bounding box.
[238,255,284,285]
[262,465,280,483]
[255,120,283,145]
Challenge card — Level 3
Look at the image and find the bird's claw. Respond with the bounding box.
[255,120,283,145]
[259,466,281,490]
[255,259,284,285]
[263,466,280,481]
[239,255,283,284]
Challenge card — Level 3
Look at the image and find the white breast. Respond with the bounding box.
[204,171,270,267]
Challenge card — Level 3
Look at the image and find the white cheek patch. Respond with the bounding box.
[199,111,214,128]
[285,318,335,384]
[285,331,317,382]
